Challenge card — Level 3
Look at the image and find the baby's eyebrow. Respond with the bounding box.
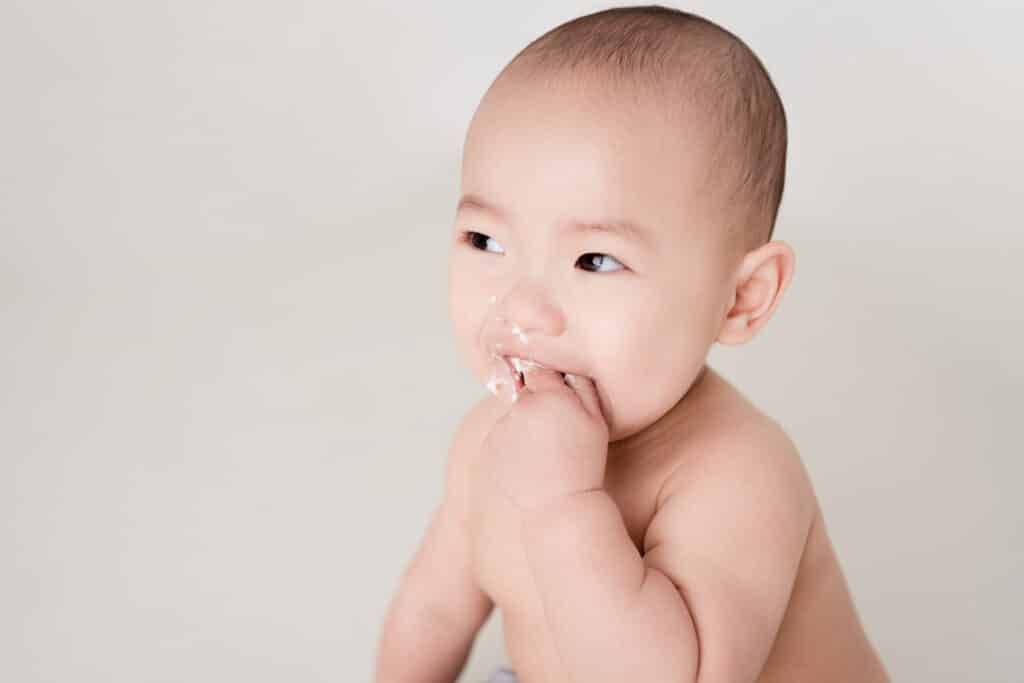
[456,193,654,247]
[564,216,654,247]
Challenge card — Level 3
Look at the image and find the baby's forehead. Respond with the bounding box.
[463,139,717,241]
[469,81,716,183]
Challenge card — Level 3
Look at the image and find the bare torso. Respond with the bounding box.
[466,366,888,682]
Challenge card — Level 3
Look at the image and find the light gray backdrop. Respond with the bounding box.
[2,1,1021,681]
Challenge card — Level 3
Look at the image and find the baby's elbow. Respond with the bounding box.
[634,566,700,683]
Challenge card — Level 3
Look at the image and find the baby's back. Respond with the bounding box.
[465,367,888,682]
[756,506,889,681]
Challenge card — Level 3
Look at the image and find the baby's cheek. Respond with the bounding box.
[597,339,677,438]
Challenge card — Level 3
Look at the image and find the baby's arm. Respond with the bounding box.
[642,419,818,682]
[374,401,495,683]
[520,417,816,683]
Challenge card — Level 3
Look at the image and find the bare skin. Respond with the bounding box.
[459,366,888,682]
[437,69,889,681]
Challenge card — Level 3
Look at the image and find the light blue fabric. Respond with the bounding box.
[484,666,518,682]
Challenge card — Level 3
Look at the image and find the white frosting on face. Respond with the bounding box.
[510,323,529,344]
[509,356,542,374]
[486,354,521,402]
[485,351,576,402]
[483,313,577,401]
[485,373,517,401]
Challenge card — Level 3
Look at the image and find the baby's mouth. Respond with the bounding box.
[502,355,568,390]
[486,348,577,400]
[492,355,524,392]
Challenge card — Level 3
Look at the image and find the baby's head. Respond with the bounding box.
[447,6,794,448]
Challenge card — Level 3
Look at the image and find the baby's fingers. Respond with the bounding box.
[565,372,606,426]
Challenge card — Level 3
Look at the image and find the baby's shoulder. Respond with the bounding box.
[668,407,810,498]
[645,406,818,552]
[665,370,809,487]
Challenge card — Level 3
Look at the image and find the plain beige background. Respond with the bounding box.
[2,1,1022,681]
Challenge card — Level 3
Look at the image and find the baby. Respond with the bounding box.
[376,6,888,683]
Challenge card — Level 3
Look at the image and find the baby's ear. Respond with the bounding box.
[716,240,795,346]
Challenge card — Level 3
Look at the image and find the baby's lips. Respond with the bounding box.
[485,353,523,401]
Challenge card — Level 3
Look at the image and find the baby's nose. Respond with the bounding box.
[489,283,565,341]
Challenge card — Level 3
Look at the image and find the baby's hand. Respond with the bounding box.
[481,357,609,515]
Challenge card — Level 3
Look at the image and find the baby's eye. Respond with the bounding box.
[464,231,505,254]
[577,252,624,273]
